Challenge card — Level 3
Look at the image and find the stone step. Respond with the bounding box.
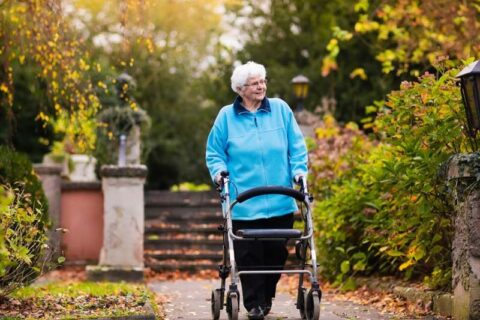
[146,262,218,271]
[145,226,221,235]
[146,252,223,261]
[144,238,223,250]
[145,232,222,240]
[145,220,220,228]
[145,190,219,207]
[145,252,301,263]
[145,206,222,220]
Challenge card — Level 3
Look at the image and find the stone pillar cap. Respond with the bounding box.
[33,164,63,175]
[446,152,480,180]
[100,165,148,178]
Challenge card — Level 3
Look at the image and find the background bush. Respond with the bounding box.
[310,62,474,290]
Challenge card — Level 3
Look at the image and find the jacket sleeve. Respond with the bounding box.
[286,107,308,178]
[205,113,228,183]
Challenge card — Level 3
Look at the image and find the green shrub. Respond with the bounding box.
[0,145,48,222]
[0,146,53,298]
[0,184,51,298]
[311,62,474,290]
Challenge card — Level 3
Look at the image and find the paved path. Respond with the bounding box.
[149,279,405,320]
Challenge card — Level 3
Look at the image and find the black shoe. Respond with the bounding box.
[263,298,272,316]
[247,306,264,320]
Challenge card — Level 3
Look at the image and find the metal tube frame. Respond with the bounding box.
[220,178,319,286]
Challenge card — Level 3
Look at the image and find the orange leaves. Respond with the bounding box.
[321,56,337,77]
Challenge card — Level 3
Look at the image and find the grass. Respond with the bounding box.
[0,281,162,319]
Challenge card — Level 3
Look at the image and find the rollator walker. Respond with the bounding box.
[211,171,322,320]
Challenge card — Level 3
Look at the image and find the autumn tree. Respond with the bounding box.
[226,0,402,122]
[66,0,232,188]
[0,0,102,157]
[324,0,480,77]
[1,0,232,187]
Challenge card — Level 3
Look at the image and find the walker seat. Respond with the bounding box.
[236,228,302,239]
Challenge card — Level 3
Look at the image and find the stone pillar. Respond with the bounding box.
[447,153,480,320]
[86,165,147,282]
[33,164,62,256]
[294,109,322,138]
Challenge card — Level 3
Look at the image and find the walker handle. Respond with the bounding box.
[235,186,305,203]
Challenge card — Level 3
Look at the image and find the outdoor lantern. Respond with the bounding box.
[291,74,310,111]
[457,60,480,137]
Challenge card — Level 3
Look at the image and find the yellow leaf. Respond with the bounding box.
[399,259,415,271]
[350,68,368,80]
[0,83,9,93]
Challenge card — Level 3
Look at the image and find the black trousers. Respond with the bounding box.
[232,213,294,311]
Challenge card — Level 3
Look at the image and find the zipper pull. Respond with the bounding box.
[254,117,258,127]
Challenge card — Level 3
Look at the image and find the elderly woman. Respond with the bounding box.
[206,61,308,320]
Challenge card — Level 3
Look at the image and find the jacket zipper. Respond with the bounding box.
[254,115,269,215]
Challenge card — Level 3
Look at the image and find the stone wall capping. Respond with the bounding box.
[100,165,148,178]
[33,163,63,175]
[446,152,480,180]
[62,181,102,191]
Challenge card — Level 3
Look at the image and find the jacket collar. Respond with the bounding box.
[233,96,271,114]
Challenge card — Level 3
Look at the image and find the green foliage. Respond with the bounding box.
[0,184,51,298]
[311,62,473,290]
[170,182,211,192]
[0,146,56,297]
[12,281,148,299]
[0,146,48,222]
[0,60,54,163]
[309,114,374,199]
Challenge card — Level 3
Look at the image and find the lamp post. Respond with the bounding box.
[457,60,480,138]
[291,74,310,111]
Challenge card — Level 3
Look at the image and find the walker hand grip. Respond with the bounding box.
[236,186,305,203]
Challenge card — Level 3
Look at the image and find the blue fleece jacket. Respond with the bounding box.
[205,96,308,220]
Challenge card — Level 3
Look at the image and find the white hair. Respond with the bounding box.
[230,61,267,94]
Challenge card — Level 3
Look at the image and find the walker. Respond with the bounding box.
[210,171,321,320]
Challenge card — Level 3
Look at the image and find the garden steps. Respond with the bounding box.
[144,190,224,271]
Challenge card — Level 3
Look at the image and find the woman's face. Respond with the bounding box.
[239,75,267,103]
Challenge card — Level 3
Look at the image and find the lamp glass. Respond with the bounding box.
[465,76,480,130]
[293,82,308,99]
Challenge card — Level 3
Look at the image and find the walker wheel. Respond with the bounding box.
[211,289,222,320]
[226,291,239,320]
[297,287,307,319]
[306,289,321,320]
[295,240,306,260]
